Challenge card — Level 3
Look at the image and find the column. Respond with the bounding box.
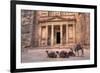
[66,24,68,44]
[60,25,63,45]
[51,25,54,46]
[39,26,41,46]
[46,25,48,46]
[75,13,80,43]
[73,24,75,43]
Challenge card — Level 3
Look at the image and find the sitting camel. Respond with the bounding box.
[45,50,57,58]
[56,51,69,58]
[68,48,75,57]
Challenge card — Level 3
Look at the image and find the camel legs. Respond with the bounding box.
[75,49,84,57]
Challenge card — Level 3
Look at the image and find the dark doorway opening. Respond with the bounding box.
[56,32,60,44]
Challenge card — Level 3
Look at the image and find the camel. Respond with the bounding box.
[45,50,57,58]
[74,44,84,56]
[56,51,69,58]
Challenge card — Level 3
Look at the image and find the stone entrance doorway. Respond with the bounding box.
[56,32,60,44]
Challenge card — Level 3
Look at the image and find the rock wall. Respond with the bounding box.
[21,10,34,49]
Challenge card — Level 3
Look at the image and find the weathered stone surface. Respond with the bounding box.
[21,10,33,49]
[21,10,90,49]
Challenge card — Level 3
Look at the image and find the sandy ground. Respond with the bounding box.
[21,48,90,63]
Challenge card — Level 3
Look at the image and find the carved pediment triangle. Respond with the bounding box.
[39,16,76,23]
[47,16,66,21]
